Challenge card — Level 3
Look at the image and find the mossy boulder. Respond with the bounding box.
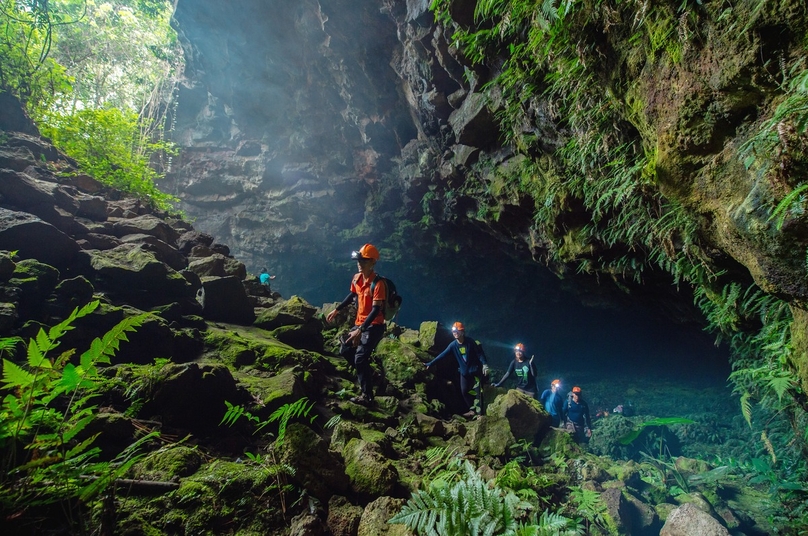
[343,437,399,497]
[81,243,194,303]
[418,321,452,354]
[358,496,413,536]
[8,258,59,319]
[539,426,583,459]
[327,495,363,536]
[330,420,362,453]
[0,251,16,281]
[486,389,548,442]
[131,446,203,481]
[204,326,320,372]
[270,319,324,352]
[376,338,429,387]
[398,327,420,346]
[236,367,306,419]
[278,423,350,501]
[254,295,317,330]
[464,415,514,458]
[137,362,248,433]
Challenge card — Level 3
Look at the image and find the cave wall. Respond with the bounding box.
[167,0,808,385]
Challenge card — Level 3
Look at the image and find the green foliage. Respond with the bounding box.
[0,0,182,211]
[0,0,73,109]
[389,460,525,536]
[220,397,316,446]
[618,417,695,446]
[0,300,151,510]
[38,107,179,211]
[568,487,613,533]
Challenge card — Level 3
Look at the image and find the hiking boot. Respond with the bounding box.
[350,394,372,405]
[462,410,476,418]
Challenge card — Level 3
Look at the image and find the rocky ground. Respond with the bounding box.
[0,101,794,535]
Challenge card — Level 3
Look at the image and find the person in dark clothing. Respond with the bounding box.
[540,379,564,427]
[563,385,592,442]
[326,244,387,405]
[426,322,490,418]
[492,343,537,396]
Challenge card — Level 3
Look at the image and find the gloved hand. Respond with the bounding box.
[482,364,489,376]
[492,382,500,388]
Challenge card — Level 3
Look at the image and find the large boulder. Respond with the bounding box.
[120,233,188,271]
[187,252,247,279]
[486,389,548,442]
[358,496,412,536]
[418,321,452,354]
[278,423,350,501]
[660,503,730,536]
[327,495,363,536]
[464,415,514,458]
[198,275,255,324]
[254,295,317,330]
[136,362,247,433]
[79,243,194,305]
[376,338,429,387]
[111,214,180,244]
[342,438,399,497]
[0,208,80,268]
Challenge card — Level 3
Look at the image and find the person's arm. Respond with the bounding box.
[426,341,454,368]
[327,292,356,323]
[358,305,382,331]
[493,361,515,387]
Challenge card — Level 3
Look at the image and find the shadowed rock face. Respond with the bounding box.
[167,0,421,266]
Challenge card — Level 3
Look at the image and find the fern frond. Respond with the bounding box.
[740,391,753,428]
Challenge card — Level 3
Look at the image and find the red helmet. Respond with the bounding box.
[451,322,465,332]
[351,243,380,261]
[572,386,582,394]
[514,343,525,352]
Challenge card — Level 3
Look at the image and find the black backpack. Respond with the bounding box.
[371,275,402,321]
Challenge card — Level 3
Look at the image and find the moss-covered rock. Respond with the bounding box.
[278,423,350,501]
[132,446,204,481]
[486,389,548,443]
[236,367,306,419]
[204,325,323,373]
[358,496,412,536]
[327,495,363,536]
[343,438,399,497]
[418,321,451,354]
[464,415,514,458]
[376,337,429,387]
[269,319,324,352]
[254,295,317,330]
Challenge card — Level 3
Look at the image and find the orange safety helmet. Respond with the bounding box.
[514,343,525,352]
[551,379,561,387]
[351,243,380,261]
[572,386,582,394]
[451,321,465,332]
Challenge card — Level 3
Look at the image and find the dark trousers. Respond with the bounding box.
[351,324,385,399]
[459,373,483,412]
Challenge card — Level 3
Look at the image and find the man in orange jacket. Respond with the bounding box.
[326,243,387,405]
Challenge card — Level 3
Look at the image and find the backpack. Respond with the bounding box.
[371,275,402,321]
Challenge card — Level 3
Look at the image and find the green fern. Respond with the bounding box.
[740,392,753,428]
[0,301,151,510]
[389,460,523,536]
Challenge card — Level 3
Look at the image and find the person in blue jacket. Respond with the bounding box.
[540,379,564,427]
[563,385,593,442]
[425,321,490,418]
